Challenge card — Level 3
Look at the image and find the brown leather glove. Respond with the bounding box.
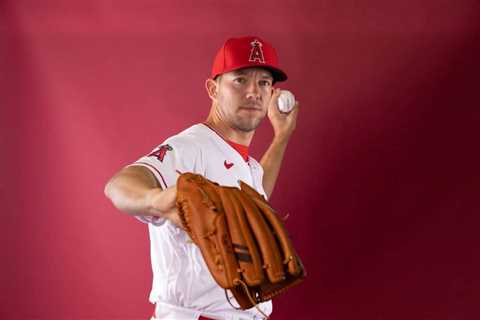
[176,172,306,312]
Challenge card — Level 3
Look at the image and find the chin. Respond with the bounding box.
[235,119,262,132]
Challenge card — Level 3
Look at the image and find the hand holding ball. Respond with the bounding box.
[277,90,296,113]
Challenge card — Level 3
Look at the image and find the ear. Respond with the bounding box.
[205,78,218,101]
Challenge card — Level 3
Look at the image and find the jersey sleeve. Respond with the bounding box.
[126,135,204,225]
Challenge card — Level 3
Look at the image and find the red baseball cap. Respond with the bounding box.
[211,36,288,83]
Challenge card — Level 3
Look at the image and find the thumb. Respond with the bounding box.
[272,87,282,100]
[268,88,282,113]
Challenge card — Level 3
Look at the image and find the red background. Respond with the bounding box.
[1,1,479,319]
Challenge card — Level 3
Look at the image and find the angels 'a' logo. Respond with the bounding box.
[148,144,173,162]
[249,39,266,64]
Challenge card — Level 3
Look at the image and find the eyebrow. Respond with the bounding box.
[232,70,273,80]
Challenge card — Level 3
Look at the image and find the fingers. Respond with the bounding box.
[269,88,282,105]
[273,87,282,97]
[290,101,300,115]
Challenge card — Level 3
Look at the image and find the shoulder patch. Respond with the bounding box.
[148,144,173,162]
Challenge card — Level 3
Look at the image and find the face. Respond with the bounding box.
[209,67,274,132]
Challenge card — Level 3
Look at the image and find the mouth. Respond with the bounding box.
[239,105,262,112]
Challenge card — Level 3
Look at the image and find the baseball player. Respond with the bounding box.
[105,35,299,320]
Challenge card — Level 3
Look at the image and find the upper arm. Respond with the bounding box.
[129,136,204,189]
[121,165,162,188]
[104,165,162,198]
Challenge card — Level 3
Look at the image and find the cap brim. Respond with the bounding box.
[265,67,288,83]
[212,64,288,83]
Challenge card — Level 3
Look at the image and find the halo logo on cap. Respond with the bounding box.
[249,39,266,64]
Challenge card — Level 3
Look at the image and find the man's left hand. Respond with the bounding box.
[267,88,300,142]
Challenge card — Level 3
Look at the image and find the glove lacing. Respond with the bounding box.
[224,279,270,320]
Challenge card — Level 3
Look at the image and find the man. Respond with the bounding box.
[104,35,299,320]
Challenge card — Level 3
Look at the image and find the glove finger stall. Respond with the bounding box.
[236,189,285,284]
[240,181,304,277]
[220,187,264,286]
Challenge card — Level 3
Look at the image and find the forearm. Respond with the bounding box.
[104,166,163,216]
[260,137,290,199]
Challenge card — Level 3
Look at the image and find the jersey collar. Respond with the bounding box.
[201,122,250,162]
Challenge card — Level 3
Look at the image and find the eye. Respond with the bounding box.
[259,80,272,87]
[233,77,246,84]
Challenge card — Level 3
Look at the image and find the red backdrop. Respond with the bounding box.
[1,1,479,319]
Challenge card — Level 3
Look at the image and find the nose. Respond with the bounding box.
[245,81,261,100]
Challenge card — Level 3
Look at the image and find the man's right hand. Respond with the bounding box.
[146,186,183,228]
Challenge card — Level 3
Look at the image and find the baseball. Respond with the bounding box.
[277,90,296,113]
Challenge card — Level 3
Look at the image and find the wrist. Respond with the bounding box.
[272,134,291,145]
[144,188,163,216]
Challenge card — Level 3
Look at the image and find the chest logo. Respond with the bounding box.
[148,144,173,162]
[224,160,234,169]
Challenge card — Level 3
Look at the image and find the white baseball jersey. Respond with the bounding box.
[127,123,272,320]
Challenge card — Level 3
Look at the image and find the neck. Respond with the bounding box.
[204,105,255,146]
